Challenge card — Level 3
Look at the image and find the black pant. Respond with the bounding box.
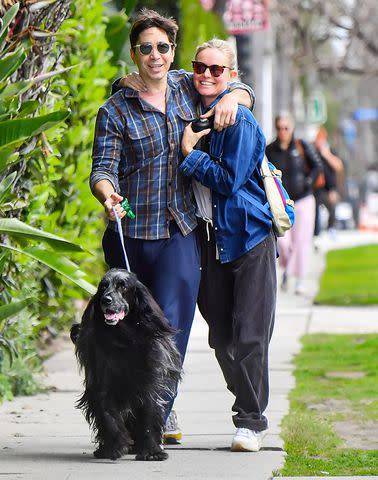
[197,222,277,431]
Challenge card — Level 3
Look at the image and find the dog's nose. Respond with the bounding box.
[102,295,112,305]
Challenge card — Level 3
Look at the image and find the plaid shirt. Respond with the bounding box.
[90,70,254,240]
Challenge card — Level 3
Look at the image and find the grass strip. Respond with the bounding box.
[315,244,378,305]
[280,333,378,476]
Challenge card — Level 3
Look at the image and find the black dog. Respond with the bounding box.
[71,269,182,461]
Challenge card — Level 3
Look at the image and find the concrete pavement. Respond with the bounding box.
[0,230,377,479]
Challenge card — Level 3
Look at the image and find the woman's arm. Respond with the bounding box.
[180,111,265,197]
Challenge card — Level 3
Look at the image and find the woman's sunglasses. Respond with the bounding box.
[133,42,175,56]
[192,61,231,77]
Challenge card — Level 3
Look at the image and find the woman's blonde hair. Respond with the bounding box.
[195,38,238,78]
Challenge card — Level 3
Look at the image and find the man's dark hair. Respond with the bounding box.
[129,8,178,48]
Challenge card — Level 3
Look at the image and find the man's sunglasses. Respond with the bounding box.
[276,126,290,131]
[132,42,175,56]
[192,61,231,77]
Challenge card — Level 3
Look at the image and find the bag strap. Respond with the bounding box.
[238,189,271,217]
[260,156,274,178]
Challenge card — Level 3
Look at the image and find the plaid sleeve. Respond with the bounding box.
[90,105,124,193]
[228,81,256,111]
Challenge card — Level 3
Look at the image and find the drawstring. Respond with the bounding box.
[201,217,219,259]
[204,218,212,241]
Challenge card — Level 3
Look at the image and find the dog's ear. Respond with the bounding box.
[81,297,95,327]
[69,298,95,345]
[134,281,159,315]
[134,281,173,333]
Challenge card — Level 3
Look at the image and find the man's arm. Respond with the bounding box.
[202,88,253,131]
[113,70,256,131]
[92,180,126,221]
[90,106,126,221]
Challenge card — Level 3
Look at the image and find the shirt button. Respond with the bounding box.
[220,248,224,251]
[214,227,218,231]
[213,204,217,208]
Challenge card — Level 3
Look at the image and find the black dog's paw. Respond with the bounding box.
[70,323,81,344]
[94,444,127,460]
[135,448,168,461]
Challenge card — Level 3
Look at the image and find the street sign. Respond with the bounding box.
[353,108,378,122]
[307,91,327,124]
[223,0,270,35]
[200,0,216,10]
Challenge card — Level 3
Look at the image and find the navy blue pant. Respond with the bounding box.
[102,222,201,415]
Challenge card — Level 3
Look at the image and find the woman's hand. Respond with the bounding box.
[201,94,238,131]
[181,123,211,157]
[119,72,147,92]
[103,192,126,221]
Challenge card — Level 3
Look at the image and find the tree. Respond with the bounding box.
[270,0,378,76]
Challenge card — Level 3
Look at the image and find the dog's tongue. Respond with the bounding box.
[104,310,125,322]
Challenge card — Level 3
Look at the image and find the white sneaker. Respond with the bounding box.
[163,410,182,444]
[231,428,268,452]
[295,279,305,295]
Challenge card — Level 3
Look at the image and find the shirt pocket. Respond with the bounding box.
[125,122,164,164]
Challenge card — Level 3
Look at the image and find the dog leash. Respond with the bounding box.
[112,199,135,272]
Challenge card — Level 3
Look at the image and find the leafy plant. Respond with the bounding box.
[0,1,105,399]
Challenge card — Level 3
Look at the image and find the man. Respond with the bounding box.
[90,8,254,444]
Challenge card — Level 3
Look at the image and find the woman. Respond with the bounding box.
[265,113,323,294]
[179,39,277,452]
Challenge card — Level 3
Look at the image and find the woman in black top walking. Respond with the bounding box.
[266,112,322,294]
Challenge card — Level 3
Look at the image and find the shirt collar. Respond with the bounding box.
[121,74,178,98]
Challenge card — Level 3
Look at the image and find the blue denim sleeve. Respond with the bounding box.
[180,112,265,196]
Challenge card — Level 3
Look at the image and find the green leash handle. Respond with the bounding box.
[121,198,135,219]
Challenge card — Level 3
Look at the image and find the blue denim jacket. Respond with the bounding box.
[179,101,273,263]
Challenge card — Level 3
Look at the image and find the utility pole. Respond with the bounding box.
[235,29,273,140]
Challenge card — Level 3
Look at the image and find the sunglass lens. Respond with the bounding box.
[157,42,170,54]
[192,62,225,77]
[192,62,206,74]
[210,65,224,77]
[139,43,153,55]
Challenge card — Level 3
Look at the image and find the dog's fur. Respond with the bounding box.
[72,269,182,461]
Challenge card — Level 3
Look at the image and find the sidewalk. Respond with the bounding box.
[0,230,377,479]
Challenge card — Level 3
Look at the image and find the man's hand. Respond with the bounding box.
[119,72,147,92]
[181,123,211,157]
[104,192,126,221]
[201,94,238,131]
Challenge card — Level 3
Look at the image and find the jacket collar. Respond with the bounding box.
[200,89,230,114]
